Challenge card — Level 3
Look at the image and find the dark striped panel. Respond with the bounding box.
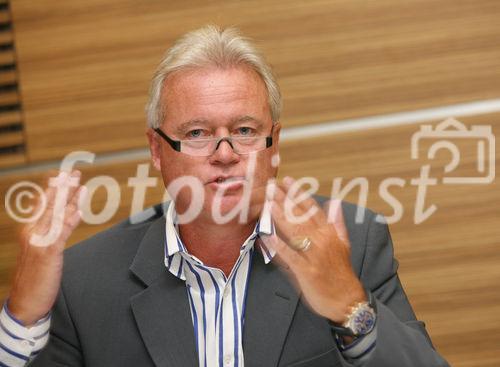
[0,0,25,168]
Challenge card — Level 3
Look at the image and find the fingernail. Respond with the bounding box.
[283,176,294,186]
[52,171,67,187]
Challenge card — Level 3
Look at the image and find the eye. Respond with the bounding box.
[236,126,256,136]
[187,129,206,139]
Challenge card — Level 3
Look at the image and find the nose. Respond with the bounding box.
[209,138,240,165]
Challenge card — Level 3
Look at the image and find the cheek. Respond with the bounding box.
[250,154,277,187]
[160,158,208,212]
[260,149,279,174]
[160,152,200,178]
[159,154,208,196]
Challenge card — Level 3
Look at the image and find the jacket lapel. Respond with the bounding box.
[129,213,198,367]
[243,249,301,367]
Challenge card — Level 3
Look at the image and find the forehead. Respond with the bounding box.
[161,66,271,130]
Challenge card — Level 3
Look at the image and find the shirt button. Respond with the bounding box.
[21,340,30,348]
[224,355,232,365]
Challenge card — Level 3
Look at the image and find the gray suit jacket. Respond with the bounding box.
[29,201,449,367]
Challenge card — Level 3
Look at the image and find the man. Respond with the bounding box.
[0,26,449,366]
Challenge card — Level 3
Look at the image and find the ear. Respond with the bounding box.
[146,128,162,171]
[271,122,282,156]
[273,122,282,145]
[271,122,282,177]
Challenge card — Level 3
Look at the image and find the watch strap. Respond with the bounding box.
[328,289,377,337]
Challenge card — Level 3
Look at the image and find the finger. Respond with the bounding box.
[67,184,87,216]
[57,207,83,245]
[281,176,324,221]
[64,186,84,220]
[33,171,65,215]
[38,170,71,214]
[50,185,86,247]
[268,202,322,264]
[256,237,301,291]
[271,184,322,244]
[49,170,81,203]
[260,233,307,273]
[57,184,87,227]
[65,170,82,204]
[324,199,350,245]
[32,182,66,235]
[273,183,306,223]
[274,179,323,227]
[281,176,321,212]
[26,178,60,239]
[51,170,81,212]
[31,173,83,241]
[269,193,300,243]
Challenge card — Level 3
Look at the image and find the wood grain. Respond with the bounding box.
[8,0,500,162]
[0,110,20,126]
[0,70,16,86]
[0,50,14,66]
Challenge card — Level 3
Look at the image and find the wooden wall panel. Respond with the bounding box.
[9,0,500,163]
[0,113,498,366]
[0,109,20,126]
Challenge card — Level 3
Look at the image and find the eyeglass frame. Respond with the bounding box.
[153,124,275,156]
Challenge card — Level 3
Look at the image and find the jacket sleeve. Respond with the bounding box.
[27,281,83,367]
[355,213,450,367]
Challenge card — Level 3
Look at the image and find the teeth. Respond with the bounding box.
[216,177,240,183]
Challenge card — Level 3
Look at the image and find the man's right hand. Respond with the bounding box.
[7,170,86,326]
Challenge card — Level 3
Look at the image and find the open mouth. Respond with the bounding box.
[215,176,244,184]
[208,176,246,190]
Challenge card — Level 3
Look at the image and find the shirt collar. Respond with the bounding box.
[164,202,276,264]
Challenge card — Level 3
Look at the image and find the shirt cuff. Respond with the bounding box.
[336,322,377,363]
[0,301,51,366]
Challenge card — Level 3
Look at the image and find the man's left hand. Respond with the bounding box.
[262,176,366,325]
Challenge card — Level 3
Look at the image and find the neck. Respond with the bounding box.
[178,217,257,277]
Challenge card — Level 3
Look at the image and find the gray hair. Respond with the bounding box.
[145,25,282,129]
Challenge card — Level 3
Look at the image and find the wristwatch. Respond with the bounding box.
[329,290,377,338]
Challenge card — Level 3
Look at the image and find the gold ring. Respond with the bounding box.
[289,237,312,252]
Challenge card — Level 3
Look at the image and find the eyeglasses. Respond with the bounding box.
[153,125,274,157]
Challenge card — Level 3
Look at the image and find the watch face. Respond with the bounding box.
[351,307,376,335]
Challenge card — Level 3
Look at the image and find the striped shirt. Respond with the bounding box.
[163,202,275,367]
[0,302,50,367]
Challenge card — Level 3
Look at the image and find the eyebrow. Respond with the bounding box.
[175,119,210,135]
[231,115,264,127]
[174,115,264,135]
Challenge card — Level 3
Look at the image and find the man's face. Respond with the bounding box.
[148,65,280,223]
